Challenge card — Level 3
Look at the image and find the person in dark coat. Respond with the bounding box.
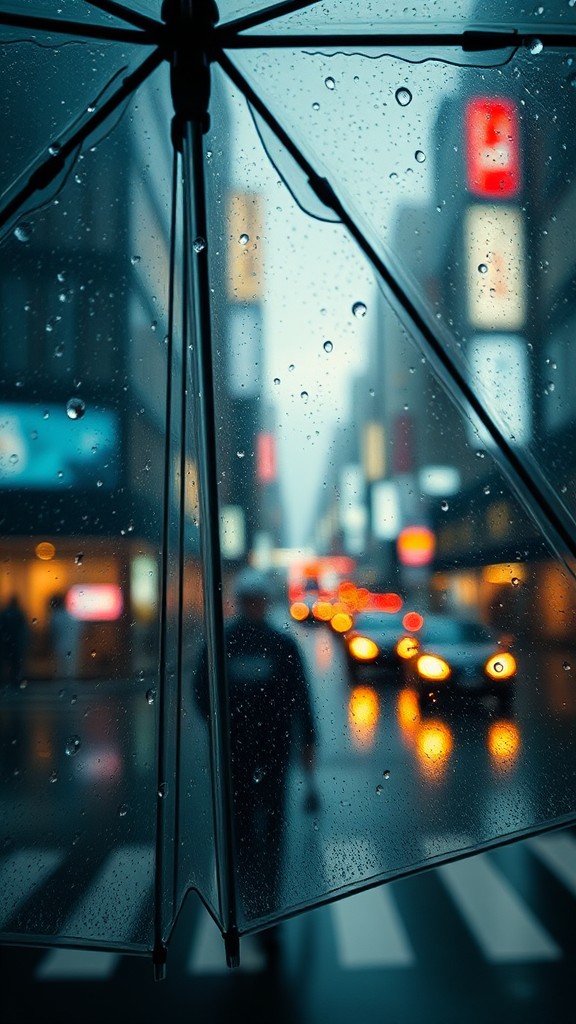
[0,595,28,687]
[194,567,317,941]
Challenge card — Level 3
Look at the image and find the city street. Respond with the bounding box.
[2,615,576,1022]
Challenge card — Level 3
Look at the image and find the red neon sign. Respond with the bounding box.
[465,97,520,199]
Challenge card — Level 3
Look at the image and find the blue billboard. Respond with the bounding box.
[0,403,120,489]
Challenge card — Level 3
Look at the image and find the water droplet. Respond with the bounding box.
[375,784,384,795]
[65,735,81,757]
[150,320,157,332]
[511,577,521,587]
[46,316,62,334]
[14,223,32,243]
[325,76,335,90]
[288,363,295,372]
[49,771,58,784]
[563,661,571,671]
[483,485,491,495]
[253,767,265,784]
[478,263,488,274]
[158,783,168,799]
[395,87,412,106]
[66,397,86,420]
[57,271,66,283]
[146,688,156,705]
[527,37,544,54]
[323,340,333,353]
[273,377,281,386]
[415,150,426,163]
[48,142,61,157]
[352,301,367,318]
[193,237,206,253]
[312,101,320,111]
[9,453,18,465]
[131,255,141,265]
[383,769,391,780]
[238,233,249,245]
[441,500,449,511]
[118,803,128,817]
[476,450,485,459]
[568,71,576,88]
[75,553,84,566]
[43,410,50,420]
[493,661,504,673]
[301,391,309,403]
[236,450,245,458]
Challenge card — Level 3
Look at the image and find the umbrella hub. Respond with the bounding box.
[162,0,219,143]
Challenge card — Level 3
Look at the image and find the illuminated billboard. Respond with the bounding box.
[0,403,120,489]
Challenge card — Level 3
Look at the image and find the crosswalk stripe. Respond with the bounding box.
[0,849,65,929]
[33,844,154,979]
[330,886,414,968]
[528,832,576,897]
[36,949,119,980]
[188,909,265,974]
[437,854,561,962]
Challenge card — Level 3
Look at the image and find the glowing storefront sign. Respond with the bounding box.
[67,584,123,621]
[465,205,526,330]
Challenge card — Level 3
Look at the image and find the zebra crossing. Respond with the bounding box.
[1,830,575,981]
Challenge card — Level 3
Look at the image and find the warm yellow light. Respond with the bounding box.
[348,635,379,661]
[348,686,380,749]
[331,611,354,633]
[487,721,521,763]
[35,541,56,561]
[312,600,334,622]
[396,635,420,660]
[290,601,310,621]
[416,720,454,776]
[483,563,527,585]
[417,654,451,681]
[397,688,421,739]
[485,652,517,680]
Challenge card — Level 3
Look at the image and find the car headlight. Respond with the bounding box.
[312,600,334,622]
[290,601,310,621]
[417,654,451,681]
[485,652,517,680]
[331,611,354,633]
[396,635,420,660]
[348,635,379,661]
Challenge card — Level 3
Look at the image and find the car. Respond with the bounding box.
[404,615,516,713]
[343,610,421,683]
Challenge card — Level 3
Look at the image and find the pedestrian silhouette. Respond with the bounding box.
[194,567,317,954]
[0,594,28,687]
[50,593,82,679]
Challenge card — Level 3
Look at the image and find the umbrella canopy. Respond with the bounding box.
[1,0,576,973]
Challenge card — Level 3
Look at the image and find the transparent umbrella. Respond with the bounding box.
[1,0,576,975]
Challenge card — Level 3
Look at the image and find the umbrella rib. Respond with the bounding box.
[0,47,164,237]
[216,28,576,49]
[218,0,325,34]
[0,10,160,44]
[85,0,163,34]
[217,48,576,573]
